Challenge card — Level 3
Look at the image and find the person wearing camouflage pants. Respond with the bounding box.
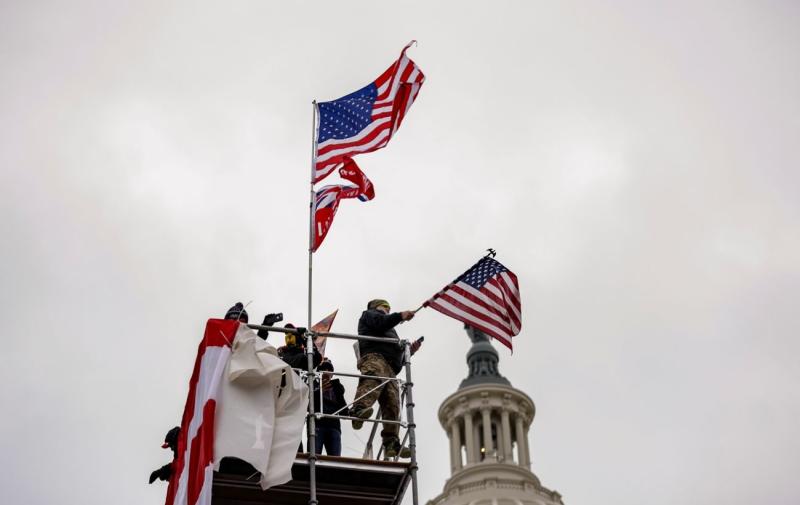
[351,299,421,458]
[354,352,401,441]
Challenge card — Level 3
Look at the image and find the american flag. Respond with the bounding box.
[424,256,522,351]
[313,41,425,183]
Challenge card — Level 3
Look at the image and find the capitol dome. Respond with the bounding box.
[426,327,563,505]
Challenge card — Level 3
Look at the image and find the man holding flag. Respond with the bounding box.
[351,299,422,459]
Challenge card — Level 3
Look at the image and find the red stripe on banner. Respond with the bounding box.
[165,320,237,505]
[316,117,392,155]
[433,299,513,343]
[371,111,392,121]
[316,121,391,157]
[440,289,511,333]
[428,300,513,351]
[315,136,391,175]
[490,275,522,331]
[473,281,507,310]
[399,59,415,83]
[312,164,340,185]
[374,61,396,90]
[487,278,521,332]
[376,58,406,100]
[437,292,514,335]
[391,85,410,133]
[496,271,522,310]
[428,292,513,337]
[187,399,216,505]
[449,285,514,327]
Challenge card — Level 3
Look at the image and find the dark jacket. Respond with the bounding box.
[312,378,349,430]
[358,309,405,374]
[279,344,323,370]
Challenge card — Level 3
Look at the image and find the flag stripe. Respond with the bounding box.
[431,292,513,337]
[317,116,391,154]
[487,278,521,331]
[447,285,516,332]
[493,273,522,331]
[427,299,513,350]
[435,291,514,335]
[317,122,391,160]
[455,282,516,324]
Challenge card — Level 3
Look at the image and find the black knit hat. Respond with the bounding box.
[224,302,249,323]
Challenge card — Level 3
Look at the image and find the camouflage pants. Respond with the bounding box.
[354,353,400,441]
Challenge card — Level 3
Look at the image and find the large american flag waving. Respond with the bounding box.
[424,256,522,351]
[313,41,425,183]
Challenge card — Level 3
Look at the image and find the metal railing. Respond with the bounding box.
[246,323,420,505]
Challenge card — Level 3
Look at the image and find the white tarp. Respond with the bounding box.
[213,325,308,490]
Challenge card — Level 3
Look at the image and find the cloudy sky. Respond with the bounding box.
[2,1,799,504]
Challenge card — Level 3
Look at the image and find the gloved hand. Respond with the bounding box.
[148,463,173,484]
[258,313,283,340]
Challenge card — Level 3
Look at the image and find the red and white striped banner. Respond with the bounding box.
[165,319,237,505]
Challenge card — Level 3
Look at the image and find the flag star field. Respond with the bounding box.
[318,85,377,143]
[462,258,508,289]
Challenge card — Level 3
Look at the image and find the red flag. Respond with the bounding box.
[311,309,338,357]
[311,158,374,252]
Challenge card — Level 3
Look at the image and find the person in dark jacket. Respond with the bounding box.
[277,323,321,454]
[311,360,349,456]
[351,299,420,459]
[278,323,322,370]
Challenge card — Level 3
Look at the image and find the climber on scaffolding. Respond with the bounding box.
[351,299,423,458]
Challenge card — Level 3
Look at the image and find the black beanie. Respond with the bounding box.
[224,302,249,323]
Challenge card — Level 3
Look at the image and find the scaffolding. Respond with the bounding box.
[211,323,419,505]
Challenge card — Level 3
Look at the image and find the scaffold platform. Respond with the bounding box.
[212,454,413,505]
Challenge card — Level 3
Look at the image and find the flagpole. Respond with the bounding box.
[308,100,318,330]
[307,100,319,505]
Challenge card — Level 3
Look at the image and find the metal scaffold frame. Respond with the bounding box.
[246,323,420,505]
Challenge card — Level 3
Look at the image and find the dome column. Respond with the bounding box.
[463,412,476,464]
[500,409,513,463]
[515,414,530,469]
[449,421,462,472]
[481,407,494,461]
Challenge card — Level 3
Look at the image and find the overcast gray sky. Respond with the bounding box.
[2,1,799,504]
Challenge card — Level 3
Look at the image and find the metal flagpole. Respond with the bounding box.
[308,101,317,332]
[307,100,319,505]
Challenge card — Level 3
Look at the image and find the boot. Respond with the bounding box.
[351,406,374,430]
[383,438,411,459]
